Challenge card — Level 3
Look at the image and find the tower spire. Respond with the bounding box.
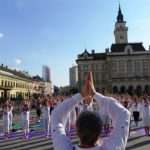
[114,4,128,44]
[117,4,124,23]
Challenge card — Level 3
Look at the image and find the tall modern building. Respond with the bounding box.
[42,65,51,82]
[42,65,52,95]
[76,5,150,95]
[69,65,78,87]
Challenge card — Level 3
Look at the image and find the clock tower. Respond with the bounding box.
[114,5,128,44]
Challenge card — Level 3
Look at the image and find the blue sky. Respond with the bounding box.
[0,0,150,86]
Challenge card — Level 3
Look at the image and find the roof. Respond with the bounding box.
[32,75,44,81]
[111,43,146,53]
[0,65,32,81]
[77,49,106,61]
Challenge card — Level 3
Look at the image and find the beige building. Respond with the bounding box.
[76,6,150,95]
[33,75,52,96]
[0,65,52,100]
[0,65,32,99]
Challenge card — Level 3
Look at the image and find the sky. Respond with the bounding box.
[0,0,150,86]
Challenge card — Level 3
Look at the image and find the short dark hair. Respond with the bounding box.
[76,111,102,146]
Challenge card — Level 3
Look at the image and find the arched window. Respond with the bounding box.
[127,85,134,96]
[5,81,7,87]
[125,45,133,54]
[135,85,142,96]
[144,85,150,95]
[120,86,126,94]
[113,86,118,94]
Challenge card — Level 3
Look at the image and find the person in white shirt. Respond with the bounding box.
[51,72,131,150]
[5,100,13,131]
[65,106,77,135]
[41,98,50,138]
[2,103,11,139]
[9,105,13,130]
[21,101,30,139]
[99,102,111,136]
[131,97,141,127]
[141,97,150,136]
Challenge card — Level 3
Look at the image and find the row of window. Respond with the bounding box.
[112,60,150,73]
[113,85,150,95]
[79,60,150,71]
[79,64,105,71]
[79,71,106,84]
[0,91,29,98]
[0,79,31,89]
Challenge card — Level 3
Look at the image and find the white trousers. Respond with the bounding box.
[43,118,50,136]
[21,119,29,134]
[3,118,10,133]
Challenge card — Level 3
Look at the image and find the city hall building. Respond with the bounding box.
[76,6,150,95]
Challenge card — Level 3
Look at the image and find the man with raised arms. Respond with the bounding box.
[51,72,131,150]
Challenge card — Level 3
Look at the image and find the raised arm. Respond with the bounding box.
[51,94,83,150]
[88,71,130,150]
[94,93,131,150]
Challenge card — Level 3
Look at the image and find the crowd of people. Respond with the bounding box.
[1,81,150,143]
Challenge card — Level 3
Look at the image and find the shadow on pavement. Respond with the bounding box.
[128,135,145,142]
[126,139,150,150]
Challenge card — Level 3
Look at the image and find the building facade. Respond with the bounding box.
[69,65,78,87]
[0,65,52,100]
[76,6,150,95]
[0,65,33,99]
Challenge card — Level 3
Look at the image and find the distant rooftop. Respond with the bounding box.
[0,64,34,81]
[111,43,146,53]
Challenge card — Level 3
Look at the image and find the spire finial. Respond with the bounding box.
[119,2,121,12]
[117,3,124,23]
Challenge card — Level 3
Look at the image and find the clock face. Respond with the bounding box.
[119,25,124,30]
[116,25,124,31]
[120,35,124,40]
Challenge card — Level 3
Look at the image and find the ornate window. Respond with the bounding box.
[125,45,133,54]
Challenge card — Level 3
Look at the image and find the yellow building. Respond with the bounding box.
[0,65,33,99]
[0,65,52,100]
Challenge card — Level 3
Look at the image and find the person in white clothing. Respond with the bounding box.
[5,100,13,131]
[131,97,141,127]
[41,98,50,138]
[65,106,77,135]
[99,103,111,136]
[51,72,131,150]
[141,97,150,136]
[2,103,11,138]
[21,101,30,139]
[8,100,13,130]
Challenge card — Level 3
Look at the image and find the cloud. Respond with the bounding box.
[15,58,22,65]
[0,33,4,38]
